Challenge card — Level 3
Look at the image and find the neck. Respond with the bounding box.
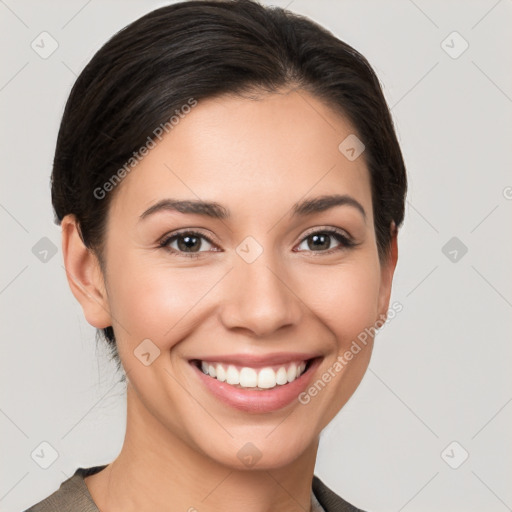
[86,382,319,512]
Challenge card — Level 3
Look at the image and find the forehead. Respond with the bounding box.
[108,89,372,224]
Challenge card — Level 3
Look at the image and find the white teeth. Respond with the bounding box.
[239,367,258,387]
[276,367,288,385]
[287,363,297,383]
[199,360,309,389]
[226,365,240,385]
[258,367,276,389]
[215,364,226,382]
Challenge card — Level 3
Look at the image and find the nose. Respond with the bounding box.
[219,252,303,337]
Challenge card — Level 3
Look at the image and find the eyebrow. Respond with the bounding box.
[139,194,366,222]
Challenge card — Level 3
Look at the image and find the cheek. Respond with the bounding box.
[105,254,216,350]
[301,256,382,421]
[302,255,382,344]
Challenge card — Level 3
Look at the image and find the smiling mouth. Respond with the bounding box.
[190,358,317,390]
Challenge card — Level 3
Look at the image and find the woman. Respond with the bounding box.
[25,0,406,510]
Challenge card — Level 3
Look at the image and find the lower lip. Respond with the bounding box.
[190,358,322,413]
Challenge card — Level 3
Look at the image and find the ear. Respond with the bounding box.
[377,222,399,320]
[61,214,112,329]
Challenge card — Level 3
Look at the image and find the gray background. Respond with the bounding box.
[1,1,511,511]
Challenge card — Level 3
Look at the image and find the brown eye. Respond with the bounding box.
[159,231,218,258]
[296,229,355,254]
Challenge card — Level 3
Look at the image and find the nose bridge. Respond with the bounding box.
[220,240,302,336]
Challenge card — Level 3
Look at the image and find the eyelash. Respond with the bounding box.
[158,228,356,259]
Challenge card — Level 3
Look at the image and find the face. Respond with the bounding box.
[64,88,397,470]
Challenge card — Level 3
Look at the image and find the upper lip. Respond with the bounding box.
[189,352,322,368]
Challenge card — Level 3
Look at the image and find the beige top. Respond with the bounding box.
[24,465,364,512]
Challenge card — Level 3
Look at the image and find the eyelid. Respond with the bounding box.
[158,227,218,246]
[298,225,354,243]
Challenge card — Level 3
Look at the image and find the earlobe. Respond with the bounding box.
[61,214,112,329]
[377,222,399,320]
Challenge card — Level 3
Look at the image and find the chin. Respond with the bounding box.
[191,423,319,471]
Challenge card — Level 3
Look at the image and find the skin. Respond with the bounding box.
[61,87,398,512]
